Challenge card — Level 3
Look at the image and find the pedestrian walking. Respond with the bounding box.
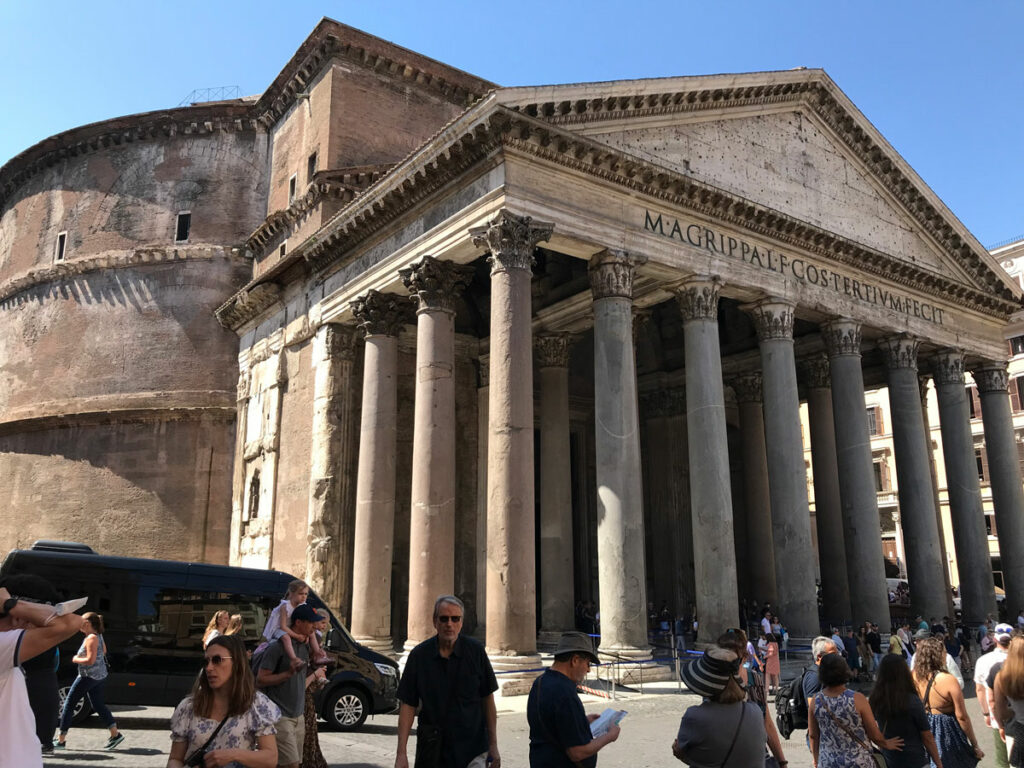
[204,610,230,648]
[301,610,331,768]
[395,595,499,768]
[993,636,1024,766]
[673,645,767,766]
[764,633,781,694]
[54,612,125,752]
[869,654,943,768]
[527,631,619,766]
[808,654,902,767]
[913,637,983,767]
[975,623,1013,767]
[168,634,280,768]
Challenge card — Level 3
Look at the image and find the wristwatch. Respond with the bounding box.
[0,597,18,618]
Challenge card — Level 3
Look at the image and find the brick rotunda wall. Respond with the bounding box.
[0,110,268,561]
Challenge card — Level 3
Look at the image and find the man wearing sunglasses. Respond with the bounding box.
[396,595,499,768]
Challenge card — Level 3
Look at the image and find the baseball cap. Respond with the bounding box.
[995,623,1014,641]
[291,603,319,624]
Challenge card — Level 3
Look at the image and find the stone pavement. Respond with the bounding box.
[42,671,999,768]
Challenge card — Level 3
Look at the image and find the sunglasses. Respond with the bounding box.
[204,654,232,666]
[437,615,462,624]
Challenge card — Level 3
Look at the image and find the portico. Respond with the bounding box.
[218,44,1022,688]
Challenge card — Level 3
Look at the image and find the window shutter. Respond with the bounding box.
[970,386,982,419]
[981,446,990,483]
[880,459,891,491]
[1014,377,1024,412]
[876,407,885,435]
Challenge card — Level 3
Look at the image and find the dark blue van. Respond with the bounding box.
[0,541,399,730]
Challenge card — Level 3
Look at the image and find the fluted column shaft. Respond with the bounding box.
[677,277,738,642]
[590,249,650,652]
[471,212,552,658]
[800,356,852,625]
[748,299,818,636]
[537,334,575,633]
[229,369,251,566]
[823,319,889,626]
[400,257,474,647]
[933,351,997,624]
[974,363,1024,616]
[350,292,405,652]
[878,336,948,621]
[306,323,359,619]
[732,373,777,606]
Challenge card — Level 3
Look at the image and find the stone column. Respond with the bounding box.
[475,355,489,637]
[877,335,948,621]
[974,362,1024,615]
[590,249,652,657]
[921,375,956,616]
[675,277,739,642]
[731,373,777,606]
[349,291,406,654]
[933,351,997,623]
[799,355,852,625]
[536,333,575,638]
[305,323,359,618]
[747,299,818,637]
[822,319,889,627]
[399,256,475,650]
[229,368,251,566]
[470,212,551,688]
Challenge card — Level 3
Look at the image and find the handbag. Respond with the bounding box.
[821,696,886,768]
[183,715,229,767]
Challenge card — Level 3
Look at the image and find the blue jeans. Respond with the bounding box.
[59,675,116,733]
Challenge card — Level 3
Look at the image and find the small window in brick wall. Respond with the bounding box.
[279,242,287,257]
[1009,335,1024,357]
[288,175,297,205]
[175,212,191,242]
[54,231,67,262]
[307,151,317,182]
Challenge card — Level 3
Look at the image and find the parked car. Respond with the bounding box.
[0,541,398,730]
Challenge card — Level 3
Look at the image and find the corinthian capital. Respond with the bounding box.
[588,249,647,300]
[878,334,920,371]
[350,289,408,337]
[321,323,359,362]
[730,373,763,404]
[469,210,553,275]
[535,333,574,368]
[931,349,966,385]
[821,318,862,358]
[399,255,475,313]
[972,361,1009,394]
[798,354,832,390]
[641,386,686,417]
[746,298,795,341]
[673,275,721,321]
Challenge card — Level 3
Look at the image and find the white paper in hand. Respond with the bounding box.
[590,708,627,738]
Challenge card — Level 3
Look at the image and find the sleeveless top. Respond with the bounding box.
[813,689,875,768]
[77,633,108,680]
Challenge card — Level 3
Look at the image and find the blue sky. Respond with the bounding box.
[1,1,1020,246]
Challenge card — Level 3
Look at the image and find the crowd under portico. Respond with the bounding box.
[220,66,1024,690]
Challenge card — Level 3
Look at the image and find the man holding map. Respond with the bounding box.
[526,632,622,767]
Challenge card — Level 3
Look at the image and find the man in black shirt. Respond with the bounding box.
[866,623,883,675]
[527,632,619,767]
[396,595,499,768]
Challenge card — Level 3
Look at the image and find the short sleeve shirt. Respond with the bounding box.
[803,665,822,702]
[875,693,929,768]
[397,634,498,768]
[259,638,308,717]
[527,669,595,768]
[0,629,42,768]
[676,701,766,767]
[170,692,280,767]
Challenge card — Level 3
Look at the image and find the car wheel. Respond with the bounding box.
[323,685,368,730]
[57,684,92,725]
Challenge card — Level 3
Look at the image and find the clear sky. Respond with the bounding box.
[1,1,1020,247]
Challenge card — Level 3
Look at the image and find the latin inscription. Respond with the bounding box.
[643,210,944,326]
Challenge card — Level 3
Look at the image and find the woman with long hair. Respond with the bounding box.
[913,637,983,767]
[54,612,124,751]
[302,610,331,768]
[203,610,230,648]
[993,636,1024,766]
[224,614,244,636]
[167,634,279,768]
[809,654,902,767]
[869,654,942,768]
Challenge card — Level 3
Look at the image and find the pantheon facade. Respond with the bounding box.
[3,20,1022,683]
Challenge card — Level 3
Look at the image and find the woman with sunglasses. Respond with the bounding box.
[167,634,280,768]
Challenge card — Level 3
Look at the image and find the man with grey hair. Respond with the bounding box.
[396,595,499,768]
[803,636,838,715]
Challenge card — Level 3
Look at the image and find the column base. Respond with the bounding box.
[537,629,566,650]
[595,646,675,685]
[353,635,397,659]
[488,653,544,696]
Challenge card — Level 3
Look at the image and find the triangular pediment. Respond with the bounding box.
[495,72,1020,301]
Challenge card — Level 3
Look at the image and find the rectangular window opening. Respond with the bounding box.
[175,212,191,242]
[279,242,287,257]
[1010,335,1024,356]
[288,174,297,205]
[307,151,317,182]
[54,231,67,262]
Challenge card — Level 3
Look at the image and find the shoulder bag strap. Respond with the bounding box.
[922,673,937,714]
[719,701,746,768]
[821,695,875,757]
[184,714,230,763]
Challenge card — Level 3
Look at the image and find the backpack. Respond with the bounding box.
[774,665,811,739]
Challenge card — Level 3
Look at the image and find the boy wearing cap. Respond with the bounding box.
[975,623,1014,767]
[527,631,619,767]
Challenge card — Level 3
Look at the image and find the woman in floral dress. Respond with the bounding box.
[168,634,280,768]
[809,654,903,768]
